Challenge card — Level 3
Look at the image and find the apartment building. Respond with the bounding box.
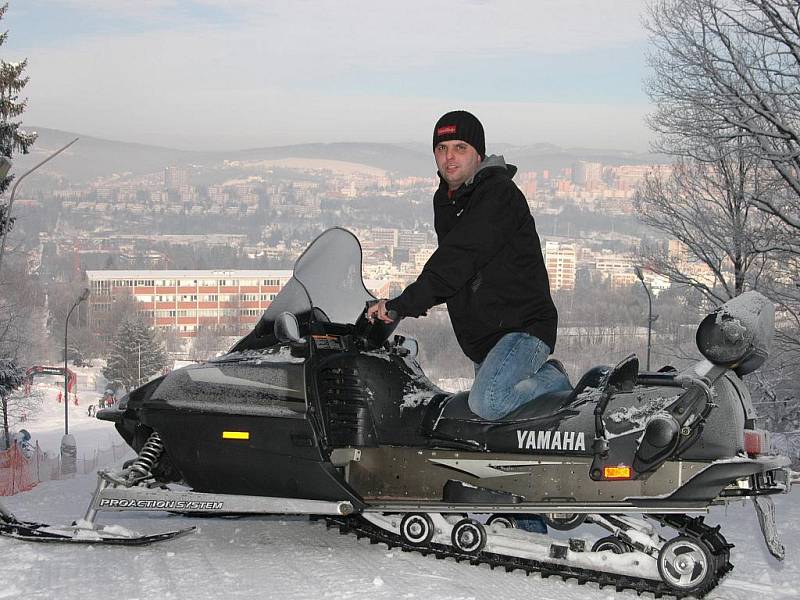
[544,241,577,291]
[87,269,293,339]
[86,269,391,340]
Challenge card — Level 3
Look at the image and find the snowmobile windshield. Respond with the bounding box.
[291,227,375,325]
[230,228,375,351]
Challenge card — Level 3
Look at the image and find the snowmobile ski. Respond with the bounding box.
[0,513,193,545]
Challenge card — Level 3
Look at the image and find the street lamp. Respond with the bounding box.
[634,266,655,371]
[0,138,79,278]
[64,287,90,433]
[61,287,89,476]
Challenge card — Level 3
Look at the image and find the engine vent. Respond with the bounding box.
[318,367,376,447]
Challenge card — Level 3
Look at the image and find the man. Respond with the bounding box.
[368,110,570,420]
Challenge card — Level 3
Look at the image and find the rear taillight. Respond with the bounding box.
[744,429,770,456]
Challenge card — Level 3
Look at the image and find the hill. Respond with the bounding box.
[9,127,664,184]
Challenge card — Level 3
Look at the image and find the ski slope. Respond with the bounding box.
[10,369,120,457]
[1,380,798,600]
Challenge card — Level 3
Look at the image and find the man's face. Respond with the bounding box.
[434,140,482,191]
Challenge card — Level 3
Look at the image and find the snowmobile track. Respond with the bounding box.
[324,514,733,598]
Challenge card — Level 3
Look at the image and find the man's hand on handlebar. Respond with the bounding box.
[366,299,395,323]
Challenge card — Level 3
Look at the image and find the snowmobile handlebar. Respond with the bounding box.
[352,301,401,351]
[364,299,399,323]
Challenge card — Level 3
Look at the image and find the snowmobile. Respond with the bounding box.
[1,227,796,597]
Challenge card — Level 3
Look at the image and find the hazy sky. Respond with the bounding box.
[4,1,654,151]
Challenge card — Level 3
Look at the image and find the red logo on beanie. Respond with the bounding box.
[437,125,457,136]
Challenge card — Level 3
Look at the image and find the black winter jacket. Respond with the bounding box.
[386,155,557,363]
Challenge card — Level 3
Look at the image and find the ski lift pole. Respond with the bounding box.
[0,138,79,278]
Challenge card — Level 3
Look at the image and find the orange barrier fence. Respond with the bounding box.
[0,440,132,497]
[0,442,39,496]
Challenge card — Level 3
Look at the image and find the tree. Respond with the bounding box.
[103,317,168,391]
[644,0,800,430]
[0,262,46,364]
[644,0,800,242]
[72,286,140,356]
[0,1,37,226]
[0,3,42,367]
[634,148,779,305]
[0,357,24,448]
[190,325,227,361]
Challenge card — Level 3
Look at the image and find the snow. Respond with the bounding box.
[2,475,798,599]
[400,389,432,411]
[1,376,799,599]
[606,396,677,426]
[703,291,775,362]
[8,375,124,457]
[216,346,305,365]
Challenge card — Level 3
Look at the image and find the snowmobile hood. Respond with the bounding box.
[148,347,307,417]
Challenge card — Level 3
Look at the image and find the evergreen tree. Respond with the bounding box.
[103,317,168,391]
[0,357,24,448]
[0,2,37,233]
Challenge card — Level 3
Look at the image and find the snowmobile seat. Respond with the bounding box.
[422,365,610,443]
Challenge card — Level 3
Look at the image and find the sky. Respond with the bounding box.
[3,1,654,152]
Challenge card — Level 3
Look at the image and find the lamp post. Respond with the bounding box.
[634,267,654,371]
[61,288,89,475]
[64,287,90,434]
[0,138,79,279]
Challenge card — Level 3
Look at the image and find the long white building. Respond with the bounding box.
[86,269,391,339]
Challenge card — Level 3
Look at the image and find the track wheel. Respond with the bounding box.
[591,536,632,554]
[451,518,487,554]
[486,514,517,529]
[658,535,715,594]
[400,513,434,545]
[543,513,587,531]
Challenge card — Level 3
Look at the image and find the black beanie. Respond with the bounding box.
[433,110,485,158]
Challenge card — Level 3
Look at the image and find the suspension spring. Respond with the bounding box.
[127,431,165,482]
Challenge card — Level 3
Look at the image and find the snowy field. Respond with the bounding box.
[2,479,798,600]
[1,378,799,600]
[12,370,121,457]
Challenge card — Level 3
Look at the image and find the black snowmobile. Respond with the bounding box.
[1,227,796,597]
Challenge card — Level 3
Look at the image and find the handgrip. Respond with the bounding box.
[365,300,399,322]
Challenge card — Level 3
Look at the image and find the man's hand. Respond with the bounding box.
[366,299,395,323]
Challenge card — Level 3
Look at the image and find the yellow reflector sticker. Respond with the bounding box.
[604,466,632,480]
[222,431,250,440]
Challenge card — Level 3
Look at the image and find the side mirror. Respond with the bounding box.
[605,354,639,393]
[274,312,302,343]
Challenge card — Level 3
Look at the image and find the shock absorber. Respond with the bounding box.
[126,430,165,484]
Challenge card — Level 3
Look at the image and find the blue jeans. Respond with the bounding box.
[468,332,571,420]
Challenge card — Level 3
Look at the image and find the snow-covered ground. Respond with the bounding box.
[1,378,798,600]
[2,479,798,600]
[13,373,121,457]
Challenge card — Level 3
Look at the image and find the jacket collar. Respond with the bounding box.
[435,154,517,204]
